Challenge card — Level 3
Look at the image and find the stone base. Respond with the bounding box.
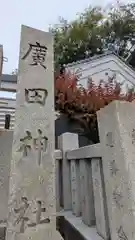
[14,224,63,240]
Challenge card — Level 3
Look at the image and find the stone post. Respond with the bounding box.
[97,100,135,240]
[6,25,63,240]
[0,130,13,223]
[91,158,109,239]
[58,133,79,210]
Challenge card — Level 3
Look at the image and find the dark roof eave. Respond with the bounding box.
[66,50,135,73]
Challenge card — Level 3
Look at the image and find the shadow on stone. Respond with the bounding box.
[40,218,50,224]
[0,226,6,240]
[56,216,87,240]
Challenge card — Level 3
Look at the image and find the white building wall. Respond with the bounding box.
[0,53,135,129]
[66,53,135,92]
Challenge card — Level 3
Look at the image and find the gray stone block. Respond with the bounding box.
[97,100,135,240]
[0,130,13,223]
[6,25,62,240]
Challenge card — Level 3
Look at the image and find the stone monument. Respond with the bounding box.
[0,130,13,224]
[6,25,63,240]
[97,100,135,240]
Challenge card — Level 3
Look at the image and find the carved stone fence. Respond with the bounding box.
[55,135,109,239]
[55,100,135,240]
[0,100,135,240]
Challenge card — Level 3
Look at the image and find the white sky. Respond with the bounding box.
[0,0,132,74]
[0,0,133,98]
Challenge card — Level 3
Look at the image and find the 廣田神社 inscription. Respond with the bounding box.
[22,42,47,69]
[17,131,32,157]
[131,128,135,144]
[109,160,119,176]
[17,129,48,165]
[27,200,50,227]
[112,187,123,210]
[34,129,48,166]
[117,226,128,240]
[6,25,62,240]
[106,132,114,147]
[25,88,48,105]
[13,197,29,233]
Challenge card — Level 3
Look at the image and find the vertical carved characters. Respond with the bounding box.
[109,160,119,177]
[13,197,50,233]
[35,200,46,224]
[131,128,135,145]
[106,132,114,147]
[94,178,99,188]
[112,187,123,210]
[17,131,32,157]
[34,129,48,166]
[22,42,47,69]
[117,226,128,240]
[13,197,29,233]
[28,200,50,227]
[25,88,48,106]
[17,129,48,165]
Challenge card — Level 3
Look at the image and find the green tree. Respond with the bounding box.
[51,6,104,68]
[50,1,135,68]
[55,72,135,143]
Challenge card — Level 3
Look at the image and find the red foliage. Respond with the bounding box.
[55,72,135,110]
[55,72,135,134]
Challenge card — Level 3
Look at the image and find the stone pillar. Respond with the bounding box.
[97,100,135,240]
[91,158,109,239]
[6,25,63,240]
[58,133,79,210]
[0,130,13,223]
[79,159,95,226]
[70,159,81,216]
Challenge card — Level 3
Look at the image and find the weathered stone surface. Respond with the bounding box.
[58,133,79,210]
[91,158,109,239]
[79,159,95,226]
[0,225,6,240]
[0,130,13,223]
[6,25,62,240]
[70,160,81,216]
[14,225,63,240]
[97,100,135,240]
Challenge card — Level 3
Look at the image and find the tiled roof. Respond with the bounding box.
[66,51,115,67]
[66,50,135,72]
[1,51,135,84]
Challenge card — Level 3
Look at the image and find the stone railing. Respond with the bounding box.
[0,100,135,240]
[55,133,109,240]
[55,100,135,240]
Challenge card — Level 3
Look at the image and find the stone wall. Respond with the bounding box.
[57,100,135,240]
[0,130,13,223]
[2,100,135,240]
